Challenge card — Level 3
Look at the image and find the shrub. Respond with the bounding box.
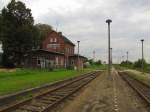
[133,59,148,68]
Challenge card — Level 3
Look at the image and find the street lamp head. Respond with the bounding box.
[106,19,112,24]
[141,39,144,42]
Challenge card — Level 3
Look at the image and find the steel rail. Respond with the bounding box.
[0,71,100,112]
[119,72,150,106]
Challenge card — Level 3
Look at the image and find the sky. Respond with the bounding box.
[1,0,150,63]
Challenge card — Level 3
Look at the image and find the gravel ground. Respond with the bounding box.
[50,69,150,112]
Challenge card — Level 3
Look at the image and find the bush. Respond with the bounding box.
[95,60,102,65]
[120,60,133,68]
[2,53,15,68]
[133,59,148,68]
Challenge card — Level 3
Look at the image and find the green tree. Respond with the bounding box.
[88,59,94,65]
[120,60,133,68]
[133,59,147,68]
[1,0,36,67]
[0,13,2,41]
[35,23,53,48]
[95,60,102,65]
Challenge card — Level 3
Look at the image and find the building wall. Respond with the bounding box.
[64,43,74,56]
[69,57,86,69]
[42,31,75,56]
[25,51,65,69]
[42,32,65,53]
[42,31,75,68]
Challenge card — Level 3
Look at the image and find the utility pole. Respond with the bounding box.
[93,50,95,62]
[122,56,124,62]
[106,19,112,75]
[126,51,128,61]
[141,39,144,73]
[77,41,80,70]
[110,48,112,68]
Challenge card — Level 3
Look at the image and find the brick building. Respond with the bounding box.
[25,30,87,69]
[24,49,64,69]
[42,31,75,67]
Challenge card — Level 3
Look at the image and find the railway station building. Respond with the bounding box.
[24,30,87,69]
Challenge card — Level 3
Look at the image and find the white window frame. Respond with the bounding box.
[50,38,53,42]
[54,38,57,42]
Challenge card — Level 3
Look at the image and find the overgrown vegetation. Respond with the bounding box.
[125,71,150,86]
[118,59,150,73]
[0,68,92,95]
[87,59,102,66]
[84,59,105,70]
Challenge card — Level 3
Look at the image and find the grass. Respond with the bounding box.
[125,70,150,86]
[114,65,150,86]
[85,64,106,71]
[115,64,150,74]
[0,68,92,96]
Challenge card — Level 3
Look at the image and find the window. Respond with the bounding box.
[47,44,60,49]
[54,38,57,42]
[71,60,74,65]
[50,38,53,42]
[50,38,57,43]
[37,59,40,65]
[70,48,71,54]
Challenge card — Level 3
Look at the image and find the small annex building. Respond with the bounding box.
[69,54,87,69]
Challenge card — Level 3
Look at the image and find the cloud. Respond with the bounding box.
[1,0,150,63]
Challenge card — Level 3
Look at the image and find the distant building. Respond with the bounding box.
[24,30,87,69]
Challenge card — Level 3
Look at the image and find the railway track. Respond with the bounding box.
[0,71,100,112]
[119,72,150,106]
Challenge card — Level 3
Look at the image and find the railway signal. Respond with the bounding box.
[106,19,112,75]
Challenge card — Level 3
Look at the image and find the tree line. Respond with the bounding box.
[0,0,53,67]
[120,59,148,69]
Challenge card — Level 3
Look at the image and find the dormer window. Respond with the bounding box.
[54,38,57,42]
[50,38,57,43]
[50,38,53,42]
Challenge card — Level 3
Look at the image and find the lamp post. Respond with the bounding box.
[106,19,112,75]
[122,56,124,62]
[77,41,80,70]
[141,39,144,73]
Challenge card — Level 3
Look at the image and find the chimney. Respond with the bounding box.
[58,32,62,36]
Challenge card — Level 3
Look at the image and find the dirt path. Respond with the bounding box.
[51,69,149,112]
[111,68,149,112]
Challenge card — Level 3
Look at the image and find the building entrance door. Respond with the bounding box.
[40,58,45,68]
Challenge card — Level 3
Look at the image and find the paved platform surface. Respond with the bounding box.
[51,69,149,112]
